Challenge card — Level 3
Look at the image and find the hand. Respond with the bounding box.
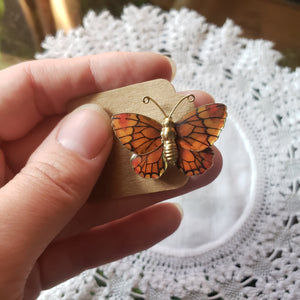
[0,52,222,299]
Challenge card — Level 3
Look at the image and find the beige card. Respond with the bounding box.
[69,79,195,200]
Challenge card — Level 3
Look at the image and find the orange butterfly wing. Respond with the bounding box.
[178,147,214,176]
[131,145,166,179]
[176,103,227,176]
[176,103,227,151]
[111,113,162,154]
[111,113,166,178]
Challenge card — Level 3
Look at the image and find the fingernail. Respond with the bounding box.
[165,56,177,80]
[173,203,184,219]
[57,104,111,159]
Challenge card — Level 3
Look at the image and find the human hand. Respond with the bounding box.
[0,52,222,299]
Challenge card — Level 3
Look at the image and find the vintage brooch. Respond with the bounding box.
[111,94,227,179]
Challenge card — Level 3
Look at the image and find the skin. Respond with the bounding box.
[0,52,221,300]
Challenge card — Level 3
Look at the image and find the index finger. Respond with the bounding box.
[0,52,173,141]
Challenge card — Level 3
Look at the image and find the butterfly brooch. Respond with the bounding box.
[111,94,227,179]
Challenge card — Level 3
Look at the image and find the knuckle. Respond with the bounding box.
[22,159,83,204]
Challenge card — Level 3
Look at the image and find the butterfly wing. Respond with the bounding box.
[176,103,226,176]
[178,146,214,176]
[111,113,162,155]
[176,103,227,151]
[131,145,166,179]
[112,113,166,178]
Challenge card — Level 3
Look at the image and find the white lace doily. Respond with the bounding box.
[37,5,300,300]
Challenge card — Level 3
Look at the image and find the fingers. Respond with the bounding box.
[38,202,182,289]
[58,145,222,240]
[0,105,112,282]
[0,52,174,141]
[2,116,61,178]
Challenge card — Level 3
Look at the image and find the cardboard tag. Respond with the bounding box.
[69,79,195,200]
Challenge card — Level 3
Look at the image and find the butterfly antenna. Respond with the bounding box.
[169,94,195,118]
[143,96,167,117]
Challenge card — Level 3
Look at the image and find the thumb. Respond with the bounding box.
[0,104,112,273]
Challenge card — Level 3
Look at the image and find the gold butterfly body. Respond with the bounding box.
[160,116,178,166]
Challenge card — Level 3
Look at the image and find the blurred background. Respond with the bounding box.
[0,0,299,70]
